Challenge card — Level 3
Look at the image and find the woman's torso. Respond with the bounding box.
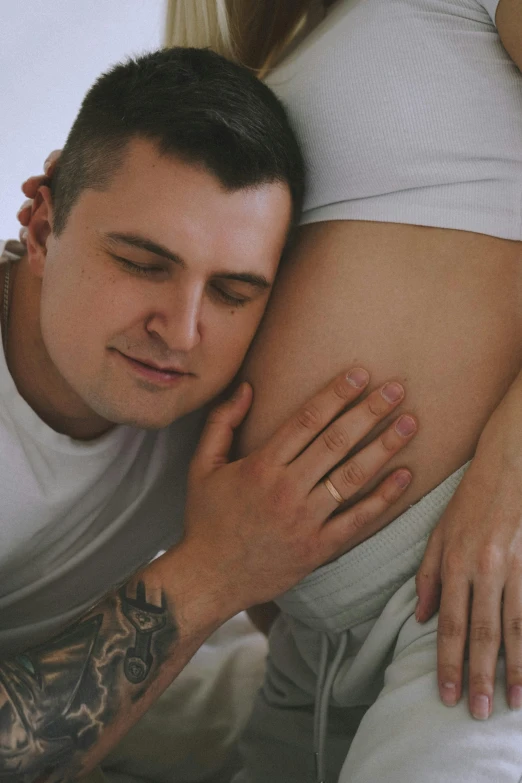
[238,0,522,522]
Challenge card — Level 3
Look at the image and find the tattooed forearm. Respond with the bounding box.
[0,579,178,783]
[120,582,167,685]
[0,616,103,783]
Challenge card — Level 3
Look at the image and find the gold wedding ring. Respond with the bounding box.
[323,477,344,505]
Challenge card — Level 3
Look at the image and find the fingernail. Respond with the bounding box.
[381,382,404,403]
[16,199,32,218]
[509,685,522,710]
[471,694,490,720]
[346,368,369,388]
[394,470,411,489]
[395,415,416,437]
[441,682,458,707]
[19,228,28,243]
[44,158,52,174]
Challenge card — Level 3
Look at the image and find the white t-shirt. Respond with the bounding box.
[0,260,204,655]
[266,0,522,239]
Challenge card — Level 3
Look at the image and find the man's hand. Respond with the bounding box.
[183,369,417,615]
[17,150,61,241]
[0,366,414,783]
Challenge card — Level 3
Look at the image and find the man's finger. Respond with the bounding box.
[16,199,33,227]
[308,413,416,515]
[468,577,502,720]
[21,175,48,199]
[261,368,370,467]
[20,151,61,199]
[294,383,407,490]
[43,148,62,174]
[437,569,470,708]
[503,570,522,710]
[320,469,413,555]
[191,383,252,476]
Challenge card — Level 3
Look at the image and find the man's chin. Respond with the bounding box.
[85,380,217,430]
[92,395,207,430]
[103,409,183,430]
[83,397,176,431]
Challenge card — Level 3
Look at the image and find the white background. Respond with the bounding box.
[0,0,167,238]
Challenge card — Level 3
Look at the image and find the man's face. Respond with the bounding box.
[32,139,291,429]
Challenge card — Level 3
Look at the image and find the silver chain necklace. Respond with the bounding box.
[2,263,11,353]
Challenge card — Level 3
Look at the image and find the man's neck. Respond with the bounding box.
[3,258,114,441]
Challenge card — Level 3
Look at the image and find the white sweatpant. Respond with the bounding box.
[340,598,522,782]
[234,464,522,783]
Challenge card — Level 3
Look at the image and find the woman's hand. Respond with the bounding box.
[184,369,417,614]
[416,371,522,719]
[17,150,61,241]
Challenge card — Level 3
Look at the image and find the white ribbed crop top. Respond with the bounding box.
[266,0,522,240]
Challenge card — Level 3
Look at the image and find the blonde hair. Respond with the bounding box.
[165,1,316,76]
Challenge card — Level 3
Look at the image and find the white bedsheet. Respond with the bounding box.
[103,613,268,783]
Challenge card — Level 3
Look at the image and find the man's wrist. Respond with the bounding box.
[152,541,239,641]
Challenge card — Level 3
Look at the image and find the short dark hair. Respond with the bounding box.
[51,47,305,235]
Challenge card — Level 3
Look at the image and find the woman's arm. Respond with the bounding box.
[415,0,522,719]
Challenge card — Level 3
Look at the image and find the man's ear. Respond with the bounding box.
[26,186,54,279]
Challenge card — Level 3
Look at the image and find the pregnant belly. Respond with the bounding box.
[238,220,522,521]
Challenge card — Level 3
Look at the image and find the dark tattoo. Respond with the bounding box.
[0,616,103,782]
[120,582,167,684]
[0,582,177,783]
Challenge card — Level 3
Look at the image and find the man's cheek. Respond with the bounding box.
[228,332,256,369]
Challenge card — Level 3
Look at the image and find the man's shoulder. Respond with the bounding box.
[0,239,25,263]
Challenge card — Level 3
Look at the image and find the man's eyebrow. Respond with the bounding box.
[216,272,272,290]
[103,231,271,290]
[104,232,186,267]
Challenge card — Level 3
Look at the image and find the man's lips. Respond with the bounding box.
[113,350,193,385]
[125,354,188,374]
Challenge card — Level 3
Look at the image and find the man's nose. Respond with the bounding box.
[146,284,202,352]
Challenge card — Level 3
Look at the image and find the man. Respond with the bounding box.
[0,47,417,782]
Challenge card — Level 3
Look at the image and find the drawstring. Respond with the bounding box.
[313,634,330,782]
[313,631,348,783]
